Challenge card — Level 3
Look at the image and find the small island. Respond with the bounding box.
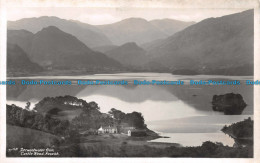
[212,93,247,115]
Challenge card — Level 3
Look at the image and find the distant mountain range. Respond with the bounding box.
[96,18,194,45]
[8,16,112,48]
[146,9,254,75]
[93,45,119,53]
[7,10,254,76]
[8,16,193,47]
[7,26,121,72]
[150,19,195,35]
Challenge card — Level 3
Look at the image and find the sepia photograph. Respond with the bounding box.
[0,0,259,161]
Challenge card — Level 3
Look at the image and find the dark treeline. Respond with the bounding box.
[222,117,253,139]
[108,108,146,129]
[7,104,70,136]
[7,95,148,134]
[34,95,89,112]
[70,101,114,130]
[71,105,147,131]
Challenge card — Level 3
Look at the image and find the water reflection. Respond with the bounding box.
[6,75,253,122]
[149,133,235,147]
[212,105,246,115]
[6,73,254,147]
[7,77,253,117]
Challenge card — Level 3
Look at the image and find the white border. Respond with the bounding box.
[0,0,259,163]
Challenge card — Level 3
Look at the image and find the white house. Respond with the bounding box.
[98,126,104,134]
[98,126,117,134]
[128,130,131,136]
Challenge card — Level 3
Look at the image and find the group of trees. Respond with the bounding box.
[6,96,102,137]
[7,95,147,136]
[71,102,113,130]
[7,104,70,136]
[71,106,147,131]
[221,117,253,138]
[108,108,146,129]
[34,95,89,111]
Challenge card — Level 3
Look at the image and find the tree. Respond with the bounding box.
[25,101,31,110]
[122,112,145,129]
[88,101,100,110]
[108,108,125,123]
[201,141,218,155]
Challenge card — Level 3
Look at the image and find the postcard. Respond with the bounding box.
[0,0,259,162]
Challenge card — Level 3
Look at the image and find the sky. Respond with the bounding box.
[6,7,249,25]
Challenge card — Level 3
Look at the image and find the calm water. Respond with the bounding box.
[7,73,254,147]
[149,133,235,147]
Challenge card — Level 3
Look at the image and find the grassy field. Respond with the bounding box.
[57,134,252,157]
[7,124,59,149]
[57,134,181,157]
[6,128,252,157]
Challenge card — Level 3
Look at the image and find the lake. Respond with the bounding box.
[6,73,254,147]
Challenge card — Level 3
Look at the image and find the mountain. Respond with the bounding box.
[105,42,148,67]
[7,30,34,54]
[93,45,119,53]
[96,18,168,45]
[30,26,120,69]
[8,16,112,47]
[96,18,194,45]
[7,43,42,75]
[149,19,195,35]
[147,9,254,75]
[140,38,164,51]
[8,26,121,70]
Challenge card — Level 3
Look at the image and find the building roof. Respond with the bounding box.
[99,126,117,130]
[103,126,117,129]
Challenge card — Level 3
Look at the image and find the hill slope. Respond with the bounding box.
[7,30,34,54]
[7,125,58,149]
[97,18,167,45]
[105,42,148,67]
[150,19,195,35]
[8,16,112,48]
[8,26,121,70]
[147,10,254,75]
[7,43,42,75]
